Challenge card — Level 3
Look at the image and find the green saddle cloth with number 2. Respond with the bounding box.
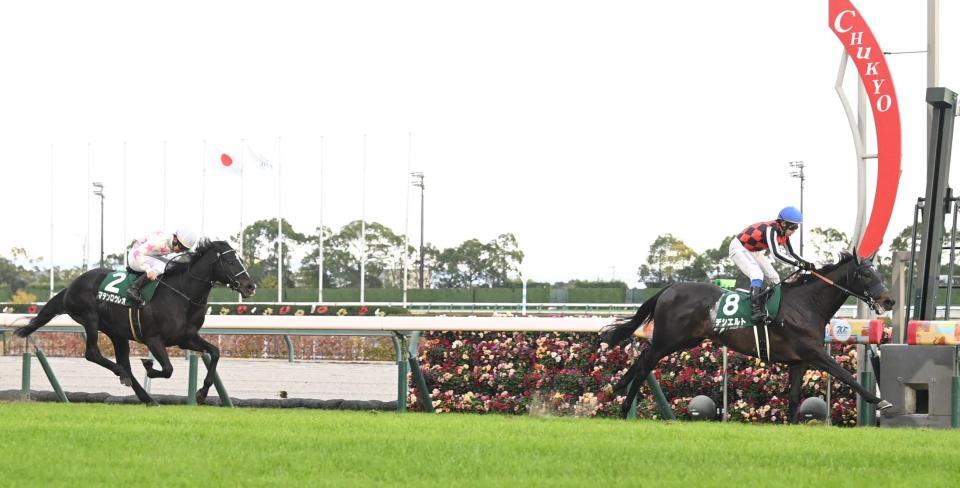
[712,287,782,332]
[97,270,161,307]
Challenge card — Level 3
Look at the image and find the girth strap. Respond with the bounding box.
[753,325,770,363]
[127,308,143,343]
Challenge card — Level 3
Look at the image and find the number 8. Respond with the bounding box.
[722,294,740,316]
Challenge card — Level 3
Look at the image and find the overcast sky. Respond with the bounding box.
[0,1,957,286]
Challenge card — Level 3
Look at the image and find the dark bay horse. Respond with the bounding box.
[602,251,895,422]
[15,240,256,406]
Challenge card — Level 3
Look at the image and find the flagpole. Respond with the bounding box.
[403,133,411,306]
[318,135,324,303]
[201,139,207,235]
[360,134,366,304]
[122,141,128,268]
[277,136,283,303]
[162,141,167,230]
[85,142,91,271]
[49,144,55,299]
[238,138,245,302]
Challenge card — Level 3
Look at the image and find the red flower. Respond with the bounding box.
[315,305,329,314]
[26,305,38,314]
[236,305,248,314]
[279,305,291,315]
[359,306,369,316]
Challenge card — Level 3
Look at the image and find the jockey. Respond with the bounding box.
[727,206,815,325]
[126,228,199,305]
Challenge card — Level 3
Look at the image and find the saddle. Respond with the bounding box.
[96,270,161,307]
[712,287,782,332]
[712,287,783,363]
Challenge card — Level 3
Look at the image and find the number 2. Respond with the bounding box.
[104,272,126,293]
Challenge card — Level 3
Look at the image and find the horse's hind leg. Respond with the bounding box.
[807,347,891,410]
[786,364,806,423]
[77,318,127,380]
[618,346,668,419]
[180,335,221,404]
[107,334,158,406]
[141,337,174,379]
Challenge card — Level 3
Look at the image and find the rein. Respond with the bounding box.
[158,249,249,306]
[808,269,879,311]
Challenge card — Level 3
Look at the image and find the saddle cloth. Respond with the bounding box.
[97,270,160,307]
[711,287,782,332]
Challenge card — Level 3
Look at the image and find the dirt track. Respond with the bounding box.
[0,356,397,401]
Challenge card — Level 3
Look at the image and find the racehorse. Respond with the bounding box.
[601,251,895,423]
[15,240,256,406]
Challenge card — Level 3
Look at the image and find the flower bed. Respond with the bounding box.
[410,331,861,425]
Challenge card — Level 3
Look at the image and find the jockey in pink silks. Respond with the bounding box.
[126,228,199,304]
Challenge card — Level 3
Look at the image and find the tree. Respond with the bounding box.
[809,227,849,264]
[432,233,524,288]
[637,234,697,286]
[308,220,408,288]
[234,218,307,288]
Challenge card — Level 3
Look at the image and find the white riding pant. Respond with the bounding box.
[128,254,166,275]
[727,238,780,286]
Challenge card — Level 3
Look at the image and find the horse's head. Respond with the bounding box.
[839,251,895,314]
[196,240,257,298]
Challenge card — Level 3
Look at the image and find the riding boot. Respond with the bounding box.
[127,274,150,306]
[750,286,769,326]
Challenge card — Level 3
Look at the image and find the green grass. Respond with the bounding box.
[2,403,960,487]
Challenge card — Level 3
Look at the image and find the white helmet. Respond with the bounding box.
[174,228,199,250]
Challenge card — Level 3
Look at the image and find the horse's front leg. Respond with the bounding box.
[786,363,806,423]
[107,333,158,406]
[806,346,892,411]
[179,334,221,404]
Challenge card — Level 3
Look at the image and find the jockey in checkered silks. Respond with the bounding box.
[727,206,815,325]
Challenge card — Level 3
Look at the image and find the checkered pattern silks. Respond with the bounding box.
[736,220,787,252]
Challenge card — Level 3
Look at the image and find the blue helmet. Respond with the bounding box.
[778,206,803,224]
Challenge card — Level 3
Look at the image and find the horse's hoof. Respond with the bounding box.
[141,358,154,369]
[120,376,132,387]
[146,401,160,407]
[877,400,893,410]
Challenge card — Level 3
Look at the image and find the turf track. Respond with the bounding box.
[1,403,959,487]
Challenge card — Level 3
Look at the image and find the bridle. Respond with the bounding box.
[808,259,887,314]
[159,248,251,305]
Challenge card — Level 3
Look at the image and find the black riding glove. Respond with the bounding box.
[800,261,815,271]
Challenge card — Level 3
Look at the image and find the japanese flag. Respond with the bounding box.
[213,150,241,175]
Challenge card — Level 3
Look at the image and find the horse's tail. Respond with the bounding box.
[14,290,66,338]
[600,286,669,346]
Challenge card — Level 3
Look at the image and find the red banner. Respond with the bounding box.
[828,0,901,258]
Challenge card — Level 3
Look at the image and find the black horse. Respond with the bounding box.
[15,240,256,406]
[602,251,895,423]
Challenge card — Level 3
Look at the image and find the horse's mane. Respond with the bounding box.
[162,238,218,276]
[782,251,856,289]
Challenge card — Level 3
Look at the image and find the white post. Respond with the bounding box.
[162,140,167,230]
[238,138,245,302]
[929,0,939,88]
[521,277,528,316]
[85,142,91,271]
[403,133,411,306]
[318,136,325,303]
[122,141,127,267]
[722,345,728,422]
[360,134,366,304]
[201,139,207,235]
[277,136,283,303]
[49,144,55,298]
